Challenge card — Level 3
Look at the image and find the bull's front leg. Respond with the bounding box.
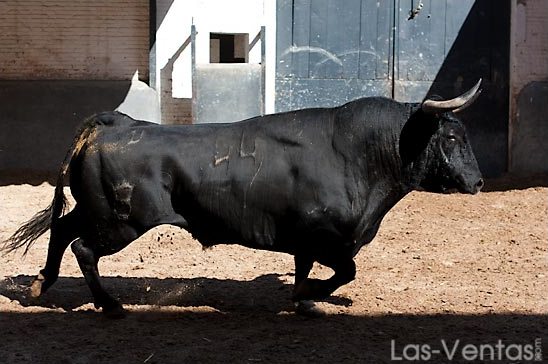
[292,252,356,317]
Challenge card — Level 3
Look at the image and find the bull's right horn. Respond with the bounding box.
[421,79,482,114]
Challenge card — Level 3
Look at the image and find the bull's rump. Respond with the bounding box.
[72,119,353,253]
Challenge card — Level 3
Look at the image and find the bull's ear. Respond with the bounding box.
[421,79,482,114]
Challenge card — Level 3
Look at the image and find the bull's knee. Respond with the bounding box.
[71,239,85,256]
[71,240,95,265]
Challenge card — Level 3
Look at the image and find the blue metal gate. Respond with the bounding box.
[275,0,509,176]
[276,0,393,111]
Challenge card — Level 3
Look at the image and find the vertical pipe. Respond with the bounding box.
[508,0,517,173]
[149,0,157,89]
[261,26,266,115]
[391,0,397,99]
[191,24,197,124]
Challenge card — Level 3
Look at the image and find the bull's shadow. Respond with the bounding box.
[1,276,546,364]
[0,274,352,314]
[1,292,545,363]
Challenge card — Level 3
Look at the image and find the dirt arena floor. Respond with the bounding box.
[0,182,546,363]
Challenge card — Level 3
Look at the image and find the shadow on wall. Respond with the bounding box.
[425,0,510,178]
[0,274,546,363]
[510,81,548,176]
[0,80,131,186]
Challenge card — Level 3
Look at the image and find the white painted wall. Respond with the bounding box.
[154,0,276,114]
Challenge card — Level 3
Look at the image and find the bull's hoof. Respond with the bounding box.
[102,303,127,319]
[294,300,325,318]
[29,274,45,298]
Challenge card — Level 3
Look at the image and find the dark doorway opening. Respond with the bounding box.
[210,33,249,63]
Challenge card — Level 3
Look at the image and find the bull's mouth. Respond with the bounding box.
[454,181,483,194]
[448,174,484,195]
[418,174,483,195]
[440,185,460,194]
[417,183,458,194]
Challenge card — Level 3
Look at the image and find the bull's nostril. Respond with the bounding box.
[476,178,484,190]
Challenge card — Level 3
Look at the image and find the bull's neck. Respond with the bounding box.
[331,101,414,211]
[342,103,419,190]
[397,105,440,192]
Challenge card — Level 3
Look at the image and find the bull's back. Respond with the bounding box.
[74,111,351,252]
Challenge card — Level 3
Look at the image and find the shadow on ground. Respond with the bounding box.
[484,173,548,192]
[0,275,546,364]
[0,274,351,314]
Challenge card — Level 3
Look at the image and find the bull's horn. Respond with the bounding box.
[421,79,482,114]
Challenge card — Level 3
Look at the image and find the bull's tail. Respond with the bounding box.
[1,116,100,255]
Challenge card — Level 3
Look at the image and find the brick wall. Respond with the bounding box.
[0,1,151,183]
[0,0,149,80]
[161,95,193,125]
[511,0,548,98]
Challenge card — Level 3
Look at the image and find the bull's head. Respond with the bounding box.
[401,79,484,194]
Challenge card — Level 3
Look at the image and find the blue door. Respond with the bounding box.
[275,0,509,176]
[276,0,393,111]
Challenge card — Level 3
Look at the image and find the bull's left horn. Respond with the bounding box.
[421,79,482,114]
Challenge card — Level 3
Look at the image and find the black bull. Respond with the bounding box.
[3,80,484,317]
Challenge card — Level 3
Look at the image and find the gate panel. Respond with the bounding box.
[309,0,329,78]
[275,0,394,112]
[359,0,393,81]
[292,0,312,78]
[191,24,265,124]
[394,0,475,100]
[194,64,262,123]
[322,0,362,79]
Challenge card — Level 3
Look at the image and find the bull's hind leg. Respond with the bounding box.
[293,255,313,297]
[71,239,126,318]
[292,252,356,317]
[30,209,81,298]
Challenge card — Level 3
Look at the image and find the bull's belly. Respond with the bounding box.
[182,216,295,254]
[185,221,297,255]
[180,206,360,257]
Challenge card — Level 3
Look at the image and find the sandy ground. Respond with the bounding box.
[0,183,546,363]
